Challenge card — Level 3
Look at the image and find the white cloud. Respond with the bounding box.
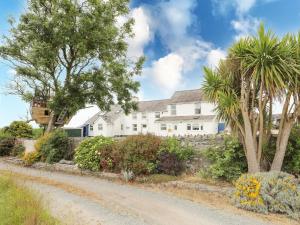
[231,17,260,40]
[151,53,184,94]
[235,0,256,15]
[127,7,152,59]
[206,48,226,68]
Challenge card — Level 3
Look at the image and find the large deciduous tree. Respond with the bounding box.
[0,0,144,132]
[203,24,300,172]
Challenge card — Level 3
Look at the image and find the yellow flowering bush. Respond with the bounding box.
[23,151,41,166]
[232,172,300,219]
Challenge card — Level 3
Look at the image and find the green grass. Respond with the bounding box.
[0,175,60,225]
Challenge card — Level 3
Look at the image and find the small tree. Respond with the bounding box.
[203,24,300,172]
[0,0,144,132]
[6,121,33,138]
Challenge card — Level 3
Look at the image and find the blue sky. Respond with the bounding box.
[1,0,300,127]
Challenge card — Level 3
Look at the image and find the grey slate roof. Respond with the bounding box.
[101,105,123,123]
[83,112,102,126]
[137,99,169,112]
[170,89,205,104]
[155,115,216,122]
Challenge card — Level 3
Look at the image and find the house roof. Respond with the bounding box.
[155,115,216,122]
[83,112,102,126]
[64,105,100,128]
[101,105,123,123]
[170,89,206,104]
[137,99,169,112]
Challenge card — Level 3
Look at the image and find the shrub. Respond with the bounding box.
[5,121,33,138]
[32,128,44,139]
[118,134,162,175]
[35,133,51,152]
[11,143,25,157]
[159,137,194,160]
[0,136,15,156]
[232,172,300,219]
[39,129,70,163]
[23,151,41,166]
[74,136,115,172]
[200,136,247,182]
[157,150,183,175]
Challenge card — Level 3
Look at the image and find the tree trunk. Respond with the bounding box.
[45,112,56,133]
[271,121,293,171]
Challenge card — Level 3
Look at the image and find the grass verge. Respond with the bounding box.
[0,175,60,225]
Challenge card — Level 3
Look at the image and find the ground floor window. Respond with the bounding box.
[187,124,191,130]
[98,124,103,131]
[90,125,94,131]
[142,124,147,128]
[133,124,137,131]
[161,124,167,130]
[174,125,177,130]
[192,124,200,130]
[121,124,124,130]
[201,125,203,130]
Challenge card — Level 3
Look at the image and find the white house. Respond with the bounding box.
[67,89,226,137]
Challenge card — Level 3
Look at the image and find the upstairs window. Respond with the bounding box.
[132,113,137,119]
[142,112,147,119]
[98,124,103,131]
[171,104,176,115]
[195,103,201,114]
[161,124,167,130]
[187,124,191,130]
[192,124,200,130]
[155,112,160,119]
[133,124,137,131]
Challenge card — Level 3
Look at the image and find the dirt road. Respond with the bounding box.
[0,161,274,225]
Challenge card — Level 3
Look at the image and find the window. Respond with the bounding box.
[174,125,178,130]
[90,125,94,131]
[44,110,49,116]
[121,124,124,130]
[142,112,147,119]
[133,124,137,131]
[132,113,137,119]
[187,124,191,130]
[161,124,167,130]
[201,125,203,131]
[142,124,147,128]
[195,103,201,114]
[171,104,176,115]
[98,124,103,131]
[155,112,160,119]
[192,124,200,130]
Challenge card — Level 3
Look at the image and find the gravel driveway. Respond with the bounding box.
[0,161,274,225]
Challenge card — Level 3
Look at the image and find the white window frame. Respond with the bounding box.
[98,124,103,131]
[192,124,200,130]
[187,124,191,130]
[132,113,137,119]
[155,112,160,118]
[90,125,94,131]
[195,103,201,114]
[170,104,176,115]
[133,124,137,131]
[161,124,167,131]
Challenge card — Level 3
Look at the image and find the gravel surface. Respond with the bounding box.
[0,161,274,225]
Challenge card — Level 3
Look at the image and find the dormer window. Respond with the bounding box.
[171,104,176,115]
[195,103,201,114]
[132,113,137,119]
[142,112,147,119]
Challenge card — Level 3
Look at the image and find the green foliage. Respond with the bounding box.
[200,136,247,182]
[5,121,33,138]
[0,175,59,225]
[0,0,145,124]
[118,134,162,175]
[11,143,25,157]
[156,151,183,176]
[0,136,15,156]
[32,128,44,139]
[232,172,300,219]
[40,129,70,163]
[74,136,115,172]
[159,137,194,161]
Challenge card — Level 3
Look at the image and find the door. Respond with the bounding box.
[218,123,225,133]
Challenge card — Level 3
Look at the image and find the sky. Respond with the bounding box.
[1,0,300,127]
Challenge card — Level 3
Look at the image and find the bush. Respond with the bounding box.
[157,150,183,175]
[23,151,41,166]
[5,121,33,138]
[159,137,194,160]
[232,172,300,219]
[11,143,25,157]
[74,136,115,172]
[200,136,247,182]
[39,129,70,163]
[118,134,162,175]
[0,136,15,156]
[32,128,44,139]
[35,133,51,152]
